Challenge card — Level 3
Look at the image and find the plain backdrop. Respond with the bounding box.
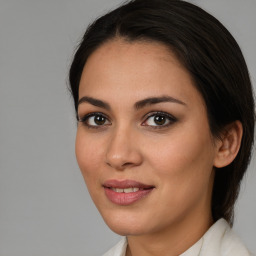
[0,0,255,255]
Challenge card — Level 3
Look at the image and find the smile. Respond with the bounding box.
[110,187,140,193]
[103,180,155,205]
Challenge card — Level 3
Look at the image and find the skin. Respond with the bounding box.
[75,39,241,256]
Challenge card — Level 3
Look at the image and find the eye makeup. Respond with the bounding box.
[78,110,178,130]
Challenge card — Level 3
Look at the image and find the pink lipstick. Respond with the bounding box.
[103,179,155,205]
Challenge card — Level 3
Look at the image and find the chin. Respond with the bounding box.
[106,221,148,236]
[100,209,153,236]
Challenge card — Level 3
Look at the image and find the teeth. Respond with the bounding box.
[124,188,133,193]
[111,187,140,193]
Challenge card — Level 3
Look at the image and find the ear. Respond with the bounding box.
[213,121,243,168]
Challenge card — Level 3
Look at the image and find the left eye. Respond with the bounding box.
[142,113,176,127]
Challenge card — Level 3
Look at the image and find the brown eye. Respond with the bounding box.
[154,115,166,125]
[94,115,106,125]
[142,112,177,128]
[79,113,111,128]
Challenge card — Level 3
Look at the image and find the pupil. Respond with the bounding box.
[95,115,105,125]
[154,115,166,125]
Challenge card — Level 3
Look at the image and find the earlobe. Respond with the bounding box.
[213,121,243,168]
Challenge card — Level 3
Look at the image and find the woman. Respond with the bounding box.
[69,0,255,255]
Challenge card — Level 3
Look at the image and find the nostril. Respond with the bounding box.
[106,161,134,170]
[122,162,134,167]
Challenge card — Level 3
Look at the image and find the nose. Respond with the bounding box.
[105,126,143,171]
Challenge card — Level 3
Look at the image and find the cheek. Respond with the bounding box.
[144,132,215,221]
[75,130,104,183]
[145,126,215,189]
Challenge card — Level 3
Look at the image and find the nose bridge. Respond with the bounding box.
[105,122,142,170]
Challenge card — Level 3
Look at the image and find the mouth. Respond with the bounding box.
[103,179,155,205]
[110,187,141,193]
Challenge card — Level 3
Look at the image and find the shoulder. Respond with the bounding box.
[102,237,127,256]
[201,218,254,256]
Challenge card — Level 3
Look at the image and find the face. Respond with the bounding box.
[76,39,218,236]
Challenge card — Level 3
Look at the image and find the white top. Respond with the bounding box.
[103,219,254,256]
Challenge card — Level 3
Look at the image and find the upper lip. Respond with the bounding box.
[103,179,154,189]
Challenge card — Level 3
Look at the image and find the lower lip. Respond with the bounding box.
[104,188,154,205]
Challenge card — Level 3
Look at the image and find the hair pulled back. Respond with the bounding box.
[69,0,255,225]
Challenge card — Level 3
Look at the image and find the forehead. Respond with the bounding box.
[87,38,177,64]
[79,38,205,109]
[82,38,182,78]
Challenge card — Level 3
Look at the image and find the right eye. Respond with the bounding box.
[79,113,111,128]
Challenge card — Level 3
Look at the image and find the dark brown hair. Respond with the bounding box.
[69,0,255,225]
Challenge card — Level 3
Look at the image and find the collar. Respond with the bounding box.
[103,218,252,256]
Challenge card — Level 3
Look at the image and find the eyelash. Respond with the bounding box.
[142,111,177,129]
[78,111,177,130]
[78,112,110,129]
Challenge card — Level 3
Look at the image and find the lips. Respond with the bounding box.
[103,179,155,205]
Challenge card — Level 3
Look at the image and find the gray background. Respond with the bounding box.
[0,0,255,255]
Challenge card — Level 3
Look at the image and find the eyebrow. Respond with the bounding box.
[77,95,186,110]
[78,96,111,110]
[134,96,186,110]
